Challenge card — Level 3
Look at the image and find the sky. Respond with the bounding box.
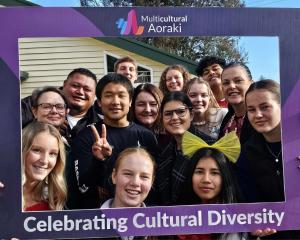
[27,0,300,81]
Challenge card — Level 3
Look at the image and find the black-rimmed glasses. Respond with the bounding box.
[163,107,190,119]
[38,103,66,113]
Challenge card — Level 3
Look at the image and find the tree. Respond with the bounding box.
[81,0,248,63]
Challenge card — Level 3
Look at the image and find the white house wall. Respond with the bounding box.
[19,37,167,98]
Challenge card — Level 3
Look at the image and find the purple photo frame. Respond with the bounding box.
[0,7,300,239]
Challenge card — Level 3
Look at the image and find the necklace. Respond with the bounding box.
[224,113,245,137]
[265,142,282,163]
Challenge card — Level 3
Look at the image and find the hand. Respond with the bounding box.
[251,228,277,237]
[0,181,4,188]
[91,124,112,161]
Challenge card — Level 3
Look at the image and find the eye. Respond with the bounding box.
[49,152,58,158]
[211,170,220,176]
[31,147,41,153]
[83,87,92,93]
[247,108,255,113]
[222,80,229,86]
[262,105,270,110]
[203,70,209,75]
[141,175,150,180]
[150,103,158,107]
[194,169,204,175]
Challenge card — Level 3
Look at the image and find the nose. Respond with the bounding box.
[50,105,58,113]
[255,110,263,118]
[202,172,211,183]
[208,69,214,76]
[170,111,179,119]
[130,175,140,186]
[196,95,203,102]
[112,95,120,104]
[39,153,48,165]
[76,87,84,95]
[144,103,151,112]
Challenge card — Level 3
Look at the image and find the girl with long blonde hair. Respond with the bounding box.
[22,122,67,211]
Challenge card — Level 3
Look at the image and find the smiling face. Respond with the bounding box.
[166,69,184,92]
[162,100,192,138]
[116,62,137,84]
[32,91,67,128]
[246,89,281,137]
[221,66,252,107]
[99,82,131,127]
[63,73,96,115]
[112,152,154,208]
[134,91,158,128]
[187,82,210,114]
[192,157,222,204]
[202,63,223,90]
[25,132,59,184]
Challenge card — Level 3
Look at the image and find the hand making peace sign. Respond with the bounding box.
[91,124,112,161]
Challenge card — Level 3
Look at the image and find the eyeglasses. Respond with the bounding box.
[163,107,190,119]
[38,103,66,113]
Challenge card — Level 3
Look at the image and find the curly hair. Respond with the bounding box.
[22,122,67,210]
[159,65,190,95]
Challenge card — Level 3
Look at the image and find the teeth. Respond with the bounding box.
[229,92,239,96]
[126,189,140,195]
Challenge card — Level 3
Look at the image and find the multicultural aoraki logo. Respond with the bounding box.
[116,9,144,35]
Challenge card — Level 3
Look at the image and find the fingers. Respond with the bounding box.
[91,125,101,142]
[101,124,107,139]
[251,228,277,237]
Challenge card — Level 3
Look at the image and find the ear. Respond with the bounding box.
[31,107,38,118]
[97,99,101,108]
[111,168,116,185]
[63,79,68,88]
[66,108,70,115]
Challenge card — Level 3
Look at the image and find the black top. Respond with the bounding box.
[71,122,158,209]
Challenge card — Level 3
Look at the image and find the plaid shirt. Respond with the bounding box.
[156,125,215,205]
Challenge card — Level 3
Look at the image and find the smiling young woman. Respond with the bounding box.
[156,91,214,205]
[185,77,228,139]
[219,62,255,144]
[22,122,67,211]
[101,147,155,209]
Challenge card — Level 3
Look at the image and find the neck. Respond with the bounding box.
[232,103,246,117]
[193,112,205,122]
[104,118,129,128]
[69,109,87,118]
[174,135,183,149]
[263,124,281,143]
[211,85,224,101]
[23,180,38,207]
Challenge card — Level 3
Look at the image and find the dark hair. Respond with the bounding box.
[181,148,239,205]
[246,79,280,104]
[96,73,134,100]
[160,91,193,115]
[222,62,252,81]
[31,86,67,108]
[66,68,97,84]
[132,83,163,133]
[114,56,137,72]
[196,56,226,76]
[159,65,190,95]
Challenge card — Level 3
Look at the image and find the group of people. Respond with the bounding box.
[2,55,298,239]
